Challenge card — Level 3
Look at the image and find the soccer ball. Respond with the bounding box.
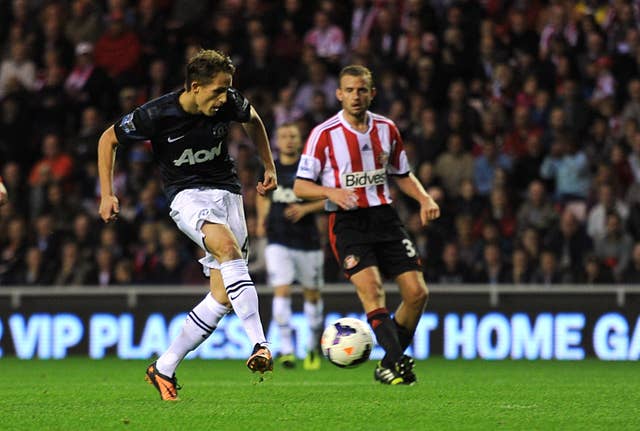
[321,317,373,368]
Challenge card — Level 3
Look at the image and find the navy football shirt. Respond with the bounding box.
[113,88,251,204]
[265,159,321,251]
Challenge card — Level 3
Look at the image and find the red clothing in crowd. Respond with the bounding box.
[28,154,74,186]
[94,31,141,79]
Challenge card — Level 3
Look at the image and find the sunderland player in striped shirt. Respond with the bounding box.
[293,65,440,385]
[98,49,276,400]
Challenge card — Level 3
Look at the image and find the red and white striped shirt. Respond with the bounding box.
[297,110,410,210]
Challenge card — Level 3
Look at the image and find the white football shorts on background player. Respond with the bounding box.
[169,189,248,276]
[265,243,323,288]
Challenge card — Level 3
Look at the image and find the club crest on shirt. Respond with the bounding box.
[377,151,389,165]
[212,124,229,139]
[343,255,360,270]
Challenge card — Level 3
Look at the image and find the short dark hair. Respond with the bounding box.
[185,49,235,90]
[338,65,374,89]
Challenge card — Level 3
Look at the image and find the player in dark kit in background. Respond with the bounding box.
[98,49,277,400]
[256,123,326,370]
[294,65,440,385]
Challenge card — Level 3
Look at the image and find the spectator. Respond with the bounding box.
[622,78,640,127]
[544,209,592,282]
[154,247,183,284]
[87,247,114,286]
[507,247,533,285]
[580,254,615,284]
[133,221,160,282]
[519,227,541,268]
[451,179,486,217]
[511,133,545,196]
[531,249,564,285]
[65,42,114,117]
[272,85,305,133]
[430,242,471,284]
[32,3,74,69]
[473,139,512,197]
[454,214,476,268]
[1,162,28,215]
[239,34,282,91]
[273,18,304,64]
[65,0,103,46]
[303,10,346,67]
[294,60,338,113]
[15,246,52,286]
[411,107,444,164]
[516,180,558,234]
[53,241,91,286]
[479,187,516,243]
[594,212,633,281]
[622,242,640,283]
[0,217,28,284]
[0,40,36,98]
[503,105,542,158]
[474,242,510,284]
[434,133,474,198]
[113,258,134,285]
[28,133,74,188]
[540,133,591,203]
[70,106,106,165]
[587,183,630,241]
[71,212,96,267]
[94,10,142,86]
[44,182,79,232]
[135,0,167,64]
[139,58,173,103]
[31,213,61,264]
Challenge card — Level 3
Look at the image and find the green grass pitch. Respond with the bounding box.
[0,357,638,430]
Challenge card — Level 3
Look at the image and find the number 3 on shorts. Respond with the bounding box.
[402,238,417,257]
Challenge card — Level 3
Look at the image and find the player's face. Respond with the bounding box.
[193,72,232,116]
[336,75,375,118]
[276,125,302,156]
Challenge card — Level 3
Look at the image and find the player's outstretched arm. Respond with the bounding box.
[293,178,358,210]
[255,193,271,237]
[243,106,277,195]
[284,199,326,223]
[97,125,120,223]
[393,173,440,225]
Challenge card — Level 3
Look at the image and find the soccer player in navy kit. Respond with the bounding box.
[98,50,277,400]
[256,123,326,370]
[294,65,440,385]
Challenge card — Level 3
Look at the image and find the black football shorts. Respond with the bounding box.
[328,205,422,279]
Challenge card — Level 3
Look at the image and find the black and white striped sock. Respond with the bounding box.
[220,259,267,347]
[156,293,230,376]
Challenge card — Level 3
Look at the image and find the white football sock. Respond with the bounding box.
[156,293,230,376]
[220,259,267,347]
[273,296,293,355]
[304,299,324,352]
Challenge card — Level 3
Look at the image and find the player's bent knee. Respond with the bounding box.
[211,241,242,262]
[358,283,384,306]
[406,285,428,308]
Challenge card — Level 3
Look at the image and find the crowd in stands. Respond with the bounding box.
[3,0,640,287]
